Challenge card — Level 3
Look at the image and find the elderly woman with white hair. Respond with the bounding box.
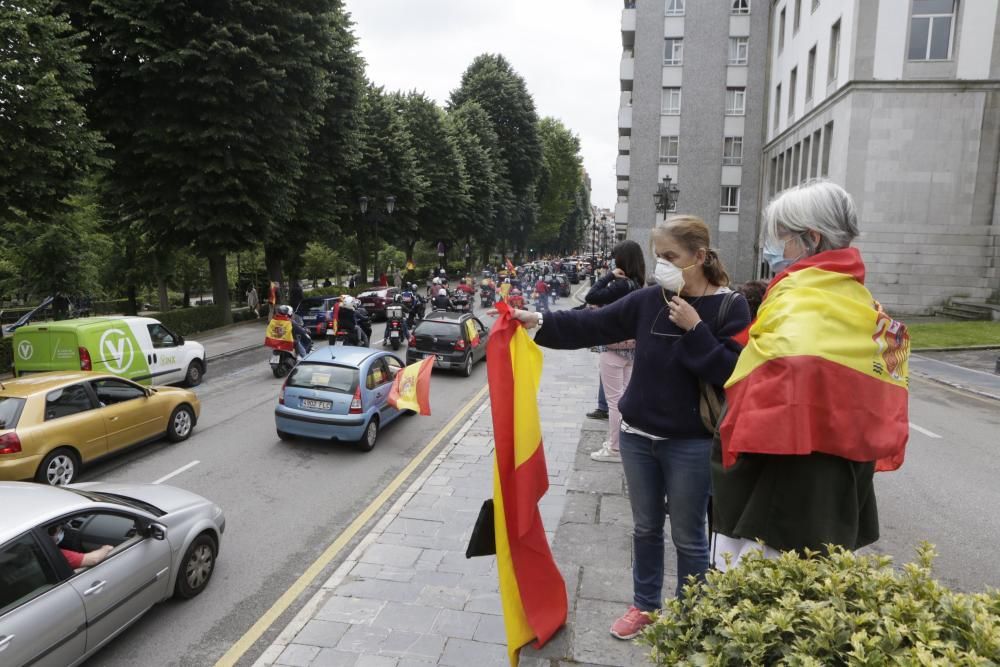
[712,179,911,569]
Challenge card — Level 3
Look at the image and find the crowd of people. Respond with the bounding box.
[501,179,909,641]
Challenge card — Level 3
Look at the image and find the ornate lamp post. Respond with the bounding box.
[361,195,395,283]
[653,174,680,217]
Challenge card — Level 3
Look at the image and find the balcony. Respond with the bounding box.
[616,155,630,179]
[620,55,634,91]
[618,106,632,135]
[617,180,629,197]
[615,201,629,225]
[621,8,636,47]
[618,135,631,152]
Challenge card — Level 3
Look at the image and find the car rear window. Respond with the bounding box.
[415,321,462,339]
[297,299,326,313]
[0,397,25,429]
[287,363,359,394]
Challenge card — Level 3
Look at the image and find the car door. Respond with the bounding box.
[142,323,185,386]
[472,318,489,361]
[364,359,396,424]
[0,531,87,667]
[90,378,164,451]
[64,511,171,654]
[381,356,405,424]
[42,384,107,463]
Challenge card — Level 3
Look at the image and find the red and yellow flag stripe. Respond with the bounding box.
[487,301,567,666]
[721,248,910,472]
[387,356,433,415]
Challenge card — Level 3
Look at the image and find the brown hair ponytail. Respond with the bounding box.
[702,248,730,287]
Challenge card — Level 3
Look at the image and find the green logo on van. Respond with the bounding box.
[17,340,33,360]
[99,328,136,373]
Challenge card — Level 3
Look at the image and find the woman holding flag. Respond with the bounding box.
[503,216,750,640]
[713,180,910,569]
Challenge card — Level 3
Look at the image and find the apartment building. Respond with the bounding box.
[763,0,1000,314]
[617,0,768,280]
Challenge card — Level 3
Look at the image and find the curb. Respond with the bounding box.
[206,343,263,362]
[912,344,1000,353]
[251,399,491,667]
[911,370,1000,401]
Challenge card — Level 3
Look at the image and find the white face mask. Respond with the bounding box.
[654,258,689,293]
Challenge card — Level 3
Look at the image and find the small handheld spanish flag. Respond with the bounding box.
[387,356,434,415]
[505,257,517,275]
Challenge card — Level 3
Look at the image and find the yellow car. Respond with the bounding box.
[0,371,200,486]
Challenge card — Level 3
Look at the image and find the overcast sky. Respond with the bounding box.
[344,0,622,209]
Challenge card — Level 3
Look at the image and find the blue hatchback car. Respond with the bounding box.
[274,346,410,450]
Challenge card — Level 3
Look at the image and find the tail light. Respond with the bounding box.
[0,432,22,455]
[79,347,92,371]
[454,338,467,351]
[408,334,416,347]
[316,322,324,335]
[349,386,363,414]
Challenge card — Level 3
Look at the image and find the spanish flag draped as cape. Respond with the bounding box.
[721,248,910,472]
[264,315,294,352]
[487,301,567,666]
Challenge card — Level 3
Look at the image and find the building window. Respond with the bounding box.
[806,45,817,100]
[802,135,812,179]
[829,19,841,83]
[659,136,680,164]
[665,0,685,16]
[728,37,749,65]
[725,87,746,115]
[908,0,955,61]
[821,121,833,176]
[732,0,751,15]
[812,0,820,12]
[793,0,802,33]
[788,67,797,117]
[661,87,682,115]
[721,186,741,214]
[778,8,786,52]
[664,38,683,65]
[773,83,782,129]
[723,137,744,165]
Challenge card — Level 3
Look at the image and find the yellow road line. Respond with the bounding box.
[215,382,491,667]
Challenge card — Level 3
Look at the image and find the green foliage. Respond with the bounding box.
[446,102,497,248]
[907,321,1000,349]
[534,117,583,254]
[152,306,227,336]
[0,0,103,228]
[302,242,347,282]
[641,544,1000,666]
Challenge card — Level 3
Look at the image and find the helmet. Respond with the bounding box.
[277,305,293,316]
[411,283,418,290]
[340,296,356,310]
[432,277,441,285]
[439,268,446,274]
[438,288,447,297]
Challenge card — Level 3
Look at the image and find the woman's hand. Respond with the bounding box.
[668,296,702,331]
[612,268,626,279]
[488,307,541,329]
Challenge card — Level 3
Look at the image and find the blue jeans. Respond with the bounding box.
[597,379,608,412]
[619,431,712,609]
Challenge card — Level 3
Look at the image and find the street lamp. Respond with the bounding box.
[653,175,680,216]
[361,195,395,283]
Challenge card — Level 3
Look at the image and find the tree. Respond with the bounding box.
[398,91,470,264]
[0,0,103,228]
[446,102,497,266]
[63,0,338,323]
[533,117,583,253]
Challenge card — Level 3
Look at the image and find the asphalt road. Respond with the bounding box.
[868,375,1000,593]
[77,309,505,667]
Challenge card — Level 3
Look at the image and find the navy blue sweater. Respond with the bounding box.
[534,286,750,438]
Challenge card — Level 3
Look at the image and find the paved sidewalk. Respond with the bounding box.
[197,318,268,360]
[255,345,654,667]
[910,351,1000,400]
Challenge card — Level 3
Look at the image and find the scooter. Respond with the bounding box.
[270,335,312,378]
[480,286,495,308]
[450,290,471,313]
[384,305,406,351]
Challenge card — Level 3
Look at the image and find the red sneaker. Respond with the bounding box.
[610,605,653,640]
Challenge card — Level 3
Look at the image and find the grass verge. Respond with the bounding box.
[908,321,1000,349]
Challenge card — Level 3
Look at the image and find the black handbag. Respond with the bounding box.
[465,499,496,558]
[698,291,740,433]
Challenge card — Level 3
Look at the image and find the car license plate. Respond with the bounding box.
[301,398,332,410]
[270,352,280,363]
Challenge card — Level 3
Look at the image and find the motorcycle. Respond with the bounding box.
[384,305,406,350]
[480,286,495,308]
[327,306,372,347]
[268,315,312,378]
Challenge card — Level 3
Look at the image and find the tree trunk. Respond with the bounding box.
[153,255,170,312]
[405,240,416,264]
[125,284,138,316]
[207,252,232,324]
[264,245,284,284]
[182,288,191,309]
[357,235,368,287]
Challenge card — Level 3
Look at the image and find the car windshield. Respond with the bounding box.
[415,321,462,339]
[0,397,25,430]
[287,363,359,394]
[66,488,166,517]
[297,299,326,313]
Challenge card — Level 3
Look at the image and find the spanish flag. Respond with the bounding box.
[487,301,567,666]
[264,316,295,352]
[721,248,910,472]
[465,319,481,348]
[387,356,433,415]
[505,257,517,275]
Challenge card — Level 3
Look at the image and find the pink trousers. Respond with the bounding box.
[599,351,633,453]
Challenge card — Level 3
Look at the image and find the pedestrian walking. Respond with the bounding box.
[247,286,260,318]
[713,180,911,570]
[583,240,644,463]
[393,269,402,290]
[501,215,749,640]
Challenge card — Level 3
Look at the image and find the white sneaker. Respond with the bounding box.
[590,443,621,462]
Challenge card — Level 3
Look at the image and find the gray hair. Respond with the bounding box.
[762,179,859,252]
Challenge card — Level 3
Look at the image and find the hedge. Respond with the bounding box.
[0,336,11,374]
[152,306,258,336]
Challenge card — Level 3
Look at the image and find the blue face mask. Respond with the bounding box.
[763,235,805,274]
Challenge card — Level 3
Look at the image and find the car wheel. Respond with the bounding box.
[36,448,79,486]
[277,429,293,441]
[174,532,217,599]
[357,417,379,452]
[462,353,473,377]
[183,360,204,387]
[168,405,196,442]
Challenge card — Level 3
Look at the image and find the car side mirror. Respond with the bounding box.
[148,522,168,541]
[177,335,185,345]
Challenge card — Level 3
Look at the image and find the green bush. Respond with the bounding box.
[92,299,130,315]
[642,544,1000,665]
[0,336,11,373]
[152,306,228,336]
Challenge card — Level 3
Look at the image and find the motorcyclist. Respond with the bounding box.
[432,287,451,311]
[337,296,370,346]
[384,293,410,345]
[278,305,311,357]
[400,283,424,327]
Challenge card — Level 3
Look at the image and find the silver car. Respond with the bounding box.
[0,481,225,666]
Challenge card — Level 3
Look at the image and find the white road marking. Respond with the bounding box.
[909,422,942,439]
[153,460,201,484]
